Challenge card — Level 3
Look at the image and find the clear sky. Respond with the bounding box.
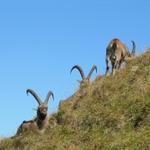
[0,0,150,137]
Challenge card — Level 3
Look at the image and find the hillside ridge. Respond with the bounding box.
[1,49,150,150]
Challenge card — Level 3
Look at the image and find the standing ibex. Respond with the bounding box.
[17,89,54,134]
[70,65,97,86]
[105,38,136,76]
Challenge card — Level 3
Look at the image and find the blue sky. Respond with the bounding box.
[0,0,150,137]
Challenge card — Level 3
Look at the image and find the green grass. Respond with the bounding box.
[1,49,150,150]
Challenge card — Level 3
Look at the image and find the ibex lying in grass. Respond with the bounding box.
[17,89,54,134]
[105,38,136,76]
[70,65,97,86]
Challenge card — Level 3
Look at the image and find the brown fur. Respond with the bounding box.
[105,38,135,76]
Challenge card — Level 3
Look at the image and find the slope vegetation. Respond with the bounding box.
[1,49,150,150]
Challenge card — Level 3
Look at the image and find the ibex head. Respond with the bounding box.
[16,89,54,135]
[26,89,54,118]
[70,65,97,85]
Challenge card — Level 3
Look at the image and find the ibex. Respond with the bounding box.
[17,89,54,134]
[105,38,136,76]
[70,65,97,86]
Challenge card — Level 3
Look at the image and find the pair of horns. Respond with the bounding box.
[26,89,54,105]
[70,65,97,80]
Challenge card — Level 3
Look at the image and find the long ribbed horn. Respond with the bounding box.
[26,89,42,105]
[70,65,85,80]
[87,65,97,80]
[131,41,136,56]
[44,91,54,104]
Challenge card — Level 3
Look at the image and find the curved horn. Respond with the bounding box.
[87,65,97,80]
[44,91,54,104]
[131,41,136,56]
[70,65,85,80]
[26,89,42,105]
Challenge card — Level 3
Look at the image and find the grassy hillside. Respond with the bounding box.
[1,49,150,150]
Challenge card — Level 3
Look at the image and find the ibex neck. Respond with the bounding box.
[36,113,47,129]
